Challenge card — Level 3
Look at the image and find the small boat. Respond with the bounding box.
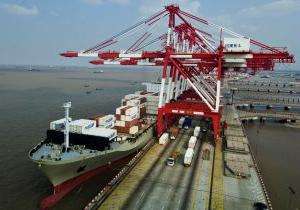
[93,70,104,73]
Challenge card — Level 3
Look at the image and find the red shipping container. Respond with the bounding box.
[140,97,147,103]
[125,119,139,127]
[89,114,105,127]
[115,114,121,121]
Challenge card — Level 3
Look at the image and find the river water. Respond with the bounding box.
[0,66,299,210]
[245,122,300,210]
[0,66,158,210]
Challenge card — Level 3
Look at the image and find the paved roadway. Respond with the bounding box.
[122,128,214,210]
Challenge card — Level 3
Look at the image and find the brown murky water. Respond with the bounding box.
[0,66,158,210]
[245,122,300,210]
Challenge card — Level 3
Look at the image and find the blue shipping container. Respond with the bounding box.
[182,117,192,128]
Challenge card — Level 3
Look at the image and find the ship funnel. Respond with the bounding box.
[63,102,72,152]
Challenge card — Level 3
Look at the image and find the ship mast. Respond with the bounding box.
[63,102,71,152]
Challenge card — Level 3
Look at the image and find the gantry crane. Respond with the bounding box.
[61,4,295,142]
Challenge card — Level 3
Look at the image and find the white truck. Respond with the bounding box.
[167,151,180,167]
[178,117,185,128]
[193,126,201,137]
[184,148,194,167]
[159,133,169,145]
[188,136,197,149]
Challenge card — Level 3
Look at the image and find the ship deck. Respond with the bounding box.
[85,105,271,210]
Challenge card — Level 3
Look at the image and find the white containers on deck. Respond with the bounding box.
[83,127,117,141]
[194,126,201,137]
[159,133,169,145]
[184,148,194,166]
[69,119,96,134]
[97,115,115,129]
[50,118,72,131]
[116,106,138,116]
[188,136,197,149]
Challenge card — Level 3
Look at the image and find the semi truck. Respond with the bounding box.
[167,150,180,166]
[170,126,180,140]
[184,148,194,166]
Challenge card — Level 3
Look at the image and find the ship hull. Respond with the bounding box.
[32,125,154,187]
[39,151,135,210]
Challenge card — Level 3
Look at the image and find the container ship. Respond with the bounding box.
[29,82,164,208]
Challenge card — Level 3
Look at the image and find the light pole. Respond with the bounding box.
[230,88,237,105]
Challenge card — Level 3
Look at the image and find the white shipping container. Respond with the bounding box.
[116,106,127,115]
[188,136,197,149]
[82,127,117,140]
[98,115,115,126]
[126,99,140,107]
[115,120,126,127]
[98,122,114,129]
[184,148,194,166]
[125,106,138,116]
[124,94,140,100]
[129,126,139,135]
[146,106,158,111]
[142,82,168,93]
[159,133,169,145]
[70,119,96,134]
[116,105,139,116]
[147,107,158,110]
[146,101,159,107]
[120,114,138,121]
[145,96,159,102]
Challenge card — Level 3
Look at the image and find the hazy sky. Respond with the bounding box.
[0,0,299,69]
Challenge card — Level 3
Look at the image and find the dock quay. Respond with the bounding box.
[221,105,272,210]
[234,93,300,106]
[84,105,271,210]
[237,109,300,121]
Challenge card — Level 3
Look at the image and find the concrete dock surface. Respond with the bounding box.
[98,128,214,210]
[88,105,271,210]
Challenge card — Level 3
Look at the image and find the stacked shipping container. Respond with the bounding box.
[115,106,139,135]
[122,91,160,116]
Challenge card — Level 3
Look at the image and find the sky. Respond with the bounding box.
[0,0,299,69]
